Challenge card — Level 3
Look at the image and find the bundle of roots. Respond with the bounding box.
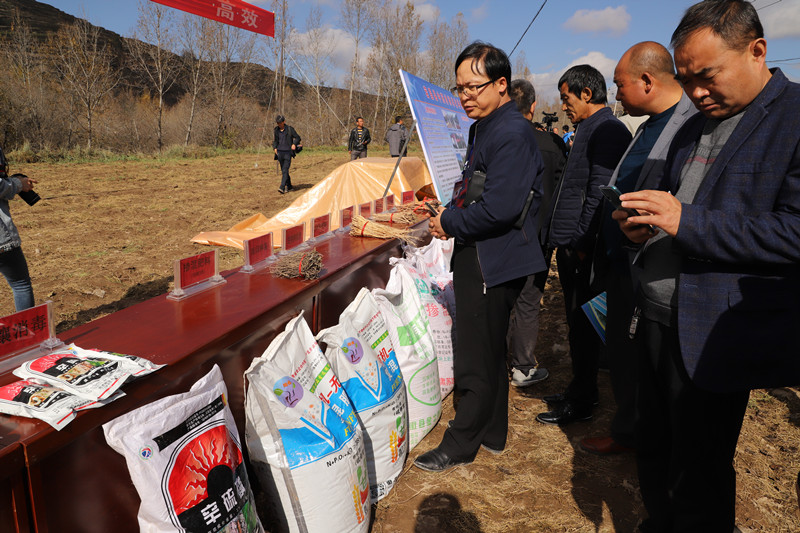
[372,210,418,225]
[350,214,421,245]
[395,199,441,216]
[269,250,324,280]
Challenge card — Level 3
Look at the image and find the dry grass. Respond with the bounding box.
[4,147,799,531]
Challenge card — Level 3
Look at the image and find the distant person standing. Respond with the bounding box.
[506,78,566,387]
[0,146,37,312]
[348,117,371,160]
[272,115,301,194]
[562,124,574,145]
[384,116,408,157]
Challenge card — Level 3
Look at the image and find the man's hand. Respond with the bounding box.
[619,190,682,237]
[274,148,278,155]
[291,144,296,151]
[428,207,451,240]
[612,209,659,244]
[18,177,37,192]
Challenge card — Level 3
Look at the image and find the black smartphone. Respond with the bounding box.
[600,185,655,233]
[599,185,639,217]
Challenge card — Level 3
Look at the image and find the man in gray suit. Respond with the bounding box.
[580,42,697,455]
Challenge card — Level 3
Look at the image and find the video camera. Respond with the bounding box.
[541,112,559,132]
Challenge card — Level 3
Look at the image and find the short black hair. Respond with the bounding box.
[395,116,402,123]
[671,0,763,51]
[454,41,512,87]
[356,116,363,122]
[508,79,536,115]
[558,64,607,105]
[562,125,569,132]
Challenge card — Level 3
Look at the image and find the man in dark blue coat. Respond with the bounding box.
[416,41,546,472]
[615,1,800,529]
[537,65,631,425]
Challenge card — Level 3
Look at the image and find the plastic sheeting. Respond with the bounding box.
[192,157,432,249]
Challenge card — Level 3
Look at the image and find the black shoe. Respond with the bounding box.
[286,186,296,192]
[543,392,569,405]
[543,392,599,407]
[414,447,470,472]
[278,188,285,194]
[536,402,593,425]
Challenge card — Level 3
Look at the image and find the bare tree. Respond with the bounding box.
[177,15,211,146]
[297,6,334,145]
[3,9,52,148]
[424,12,469,90]
[340,0,371,123]
[205,22,257,147]
[514,50,532,81]
[127,1,180,152]
[51,19,120,150]
[271,0,293,112]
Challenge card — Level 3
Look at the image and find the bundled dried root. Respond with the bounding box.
[372,210,418,225]
[395,199,441,216]
[350,214,421,245]
[269,250,323,280]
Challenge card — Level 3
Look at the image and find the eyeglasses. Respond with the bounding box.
[450,79,496,97]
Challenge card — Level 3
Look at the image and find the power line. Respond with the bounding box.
[767,57,800,63]
[755,0,783,10]
[509,0,549,57]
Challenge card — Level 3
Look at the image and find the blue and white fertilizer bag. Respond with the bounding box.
[373,263,442,450]
[316,288,408,502]
[244,312,370,533]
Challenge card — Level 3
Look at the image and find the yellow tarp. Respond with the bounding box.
[192,157,432,249]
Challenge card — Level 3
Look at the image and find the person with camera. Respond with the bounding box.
[0,145,37,312]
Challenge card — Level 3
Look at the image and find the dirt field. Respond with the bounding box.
[5,147,800,531]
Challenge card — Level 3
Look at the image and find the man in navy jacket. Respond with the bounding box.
[615,1,800,529]
[537,65,631,425]
[416,41,546,472]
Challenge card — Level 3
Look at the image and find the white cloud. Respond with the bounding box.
[412,2,440,23]
[760,2,800,39]
[529,51,618,104]
[563,6,630,36]
[471,2,488,23]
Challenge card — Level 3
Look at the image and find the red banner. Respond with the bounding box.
[151,0,275,37]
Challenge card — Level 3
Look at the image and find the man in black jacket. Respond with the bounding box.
[506,79,566,387]
[273,115,301,194]
[348,117,371,160]
[537,65,631,425]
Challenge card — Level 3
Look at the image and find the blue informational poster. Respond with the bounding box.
[399,70,473,203]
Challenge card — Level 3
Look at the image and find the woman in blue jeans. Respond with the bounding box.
[0,146,36,311]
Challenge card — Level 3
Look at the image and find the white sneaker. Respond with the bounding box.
[511,367,549,387]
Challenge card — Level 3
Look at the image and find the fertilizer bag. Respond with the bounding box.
[373,264,441,450]
[103,365,263,533]
[245,313,370,533]
[316,288,408,501]
[391,258,456,397]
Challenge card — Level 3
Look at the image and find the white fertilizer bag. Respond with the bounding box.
[0,379,120,430]
[103,365,263,533]
[316,288,408,502]
[244,313,370,533]
[406,237,454,278]
[14,344,163,402]
[391,258,456,397]
[373,264,441,450]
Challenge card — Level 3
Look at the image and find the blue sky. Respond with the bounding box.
[52,0,800,102]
